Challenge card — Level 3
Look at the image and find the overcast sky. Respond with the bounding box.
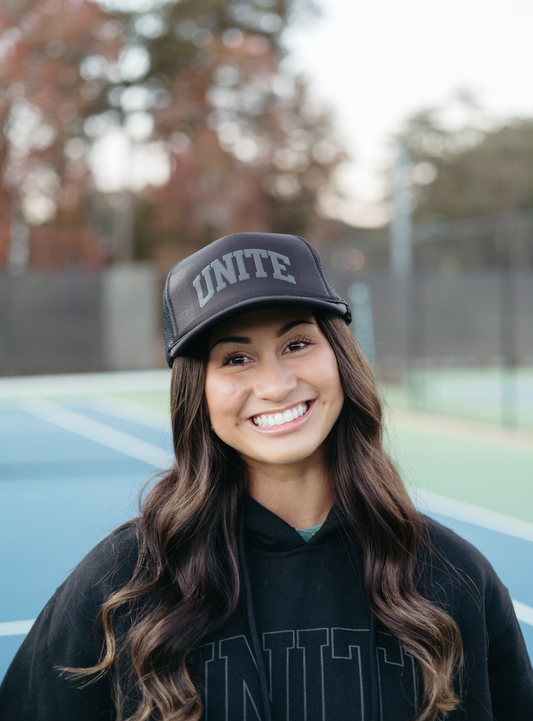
[283,0,533,226]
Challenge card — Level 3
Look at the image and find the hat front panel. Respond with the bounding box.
[166,234,330,348]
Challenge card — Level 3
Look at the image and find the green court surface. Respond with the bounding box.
[107,383,533,524]
[105,384,533,524]
[384,366,533,430]
[4,369,529,525]
[108,388,170,414]
[385,410,533,524]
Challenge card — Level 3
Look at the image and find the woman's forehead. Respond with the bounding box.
[209,306,316,342]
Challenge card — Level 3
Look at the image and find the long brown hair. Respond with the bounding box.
[73,311,463,721]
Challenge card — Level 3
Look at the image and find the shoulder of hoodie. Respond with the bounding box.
[418,514,515,642]
[63,517,142,604]
[419,513,492,577]
[41,519,143,651]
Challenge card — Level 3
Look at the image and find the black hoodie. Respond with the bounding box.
[1,497,532,720]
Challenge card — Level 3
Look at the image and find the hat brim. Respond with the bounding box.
[169,295,350,358]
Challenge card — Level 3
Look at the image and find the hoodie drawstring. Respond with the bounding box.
[369,610,379,721]
[238,510,273,721]
[238,507,380,721]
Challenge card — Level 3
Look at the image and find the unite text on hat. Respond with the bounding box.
[193,248,296,308]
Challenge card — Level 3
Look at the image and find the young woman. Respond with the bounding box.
[1,232,532,721]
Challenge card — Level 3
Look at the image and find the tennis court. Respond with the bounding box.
[1,370,532,680]
[384,367,533,429]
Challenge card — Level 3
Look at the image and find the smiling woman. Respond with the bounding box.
[1,233,532,721]
[205,307,344,529]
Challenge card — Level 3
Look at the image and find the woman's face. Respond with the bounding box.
[204,306,344,473]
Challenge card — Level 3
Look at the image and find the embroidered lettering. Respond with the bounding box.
[375,632,417,720]
[244,249,269,278]
[193,266,215,308]
[219,635,263,721]
[267,251,296,284]
[194,627,417,721]
[192,248,297,308]
[297,628,329,721]
[193,643,215,720]
[331,628,371,720]
[211,253,238,291]
[232,249,251,281]
[263,631,295,718]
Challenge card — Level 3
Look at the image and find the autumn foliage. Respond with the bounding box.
[0,0,345,272]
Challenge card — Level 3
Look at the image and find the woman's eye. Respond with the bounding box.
[223,354,251,366]
[286,338,310,353]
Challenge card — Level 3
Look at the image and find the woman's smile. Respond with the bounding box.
[247,399,313,432]
[204,306,344,473]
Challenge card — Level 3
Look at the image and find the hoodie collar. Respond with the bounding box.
[243,495,342,552]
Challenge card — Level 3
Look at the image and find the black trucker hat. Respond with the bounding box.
[162,232,351,366]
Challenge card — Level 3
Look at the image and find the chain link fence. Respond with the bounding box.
[327,211,533,429]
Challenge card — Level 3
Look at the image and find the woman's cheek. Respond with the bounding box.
[213,380,243,415]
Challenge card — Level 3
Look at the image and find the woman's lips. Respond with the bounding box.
[252,401,308,428]
[246,399,315,435]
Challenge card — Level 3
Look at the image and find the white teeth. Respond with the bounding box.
[252,403,309,428]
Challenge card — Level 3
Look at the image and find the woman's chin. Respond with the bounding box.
[239,440,327,471]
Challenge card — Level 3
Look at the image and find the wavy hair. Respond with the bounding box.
[72,311,463,721]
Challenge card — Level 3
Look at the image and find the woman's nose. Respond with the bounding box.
[253,358,297,401]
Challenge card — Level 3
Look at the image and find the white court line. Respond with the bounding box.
[413,489,533,543]
[6,398,533,637]
[0,620,35,636]
[0,369,171,400]
[2,600,533,638]
[513,600,533,627]
[85,396,170,432]
[24,399,174,470]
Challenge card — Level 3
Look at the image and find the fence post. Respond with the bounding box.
[101,262,160,371]
[389,141,424,407]
[349,282,377,370]
[499,234,518,426]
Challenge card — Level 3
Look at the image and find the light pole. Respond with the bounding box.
[389,141,423,407]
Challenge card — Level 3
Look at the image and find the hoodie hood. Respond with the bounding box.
[243,494,342,553]
[238,496,384,721]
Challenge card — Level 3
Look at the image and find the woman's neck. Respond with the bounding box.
[245,452,334,529]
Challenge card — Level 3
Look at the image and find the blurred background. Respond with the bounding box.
[1,0,533,429]
[1,0,533,676]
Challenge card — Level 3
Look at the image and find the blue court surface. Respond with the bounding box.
[1,370,532,680]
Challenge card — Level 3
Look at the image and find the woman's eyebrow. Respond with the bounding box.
[210,320,313,349]
[210,335,251,349]
[277,320,313,337]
